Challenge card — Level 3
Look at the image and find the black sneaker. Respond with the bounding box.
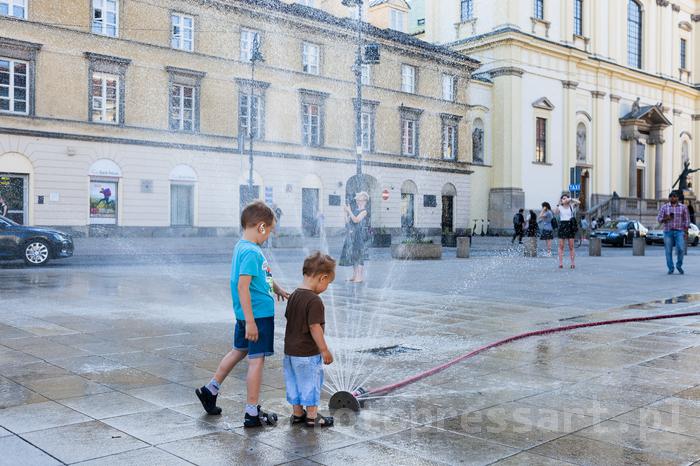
[195,386,222,415]
[244,405,278,428]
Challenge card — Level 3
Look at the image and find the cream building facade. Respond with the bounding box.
[0,0,478,237]
[415,0,700,232]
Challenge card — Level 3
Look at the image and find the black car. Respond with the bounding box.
[590,220,647,247]
[0,215,74,266]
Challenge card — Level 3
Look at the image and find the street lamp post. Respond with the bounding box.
[343,0,364,176]
[247,35,264,198]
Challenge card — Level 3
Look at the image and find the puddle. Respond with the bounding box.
[359,345,421,357]
[619,293,700,310]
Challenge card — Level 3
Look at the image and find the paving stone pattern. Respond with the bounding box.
[2,246,700,464]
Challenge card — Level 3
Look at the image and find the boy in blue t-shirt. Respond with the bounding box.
[196,201,288,427]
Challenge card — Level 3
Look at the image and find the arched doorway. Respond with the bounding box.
[170,165,197,227]
[345,173,378,226]
[400,180,418,230]
[0,152,33,225]
[301,173,323,237]
[441,183,457,233]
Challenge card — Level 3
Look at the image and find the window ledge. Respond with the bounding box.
[456,17,477,25]
[532,161,552,166]
[471,161,490,167]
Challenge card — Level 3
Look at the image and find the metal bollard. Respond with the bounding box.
[456,236,470,258]
[524,236,538,257]
[633,237,645,256]
[589,237,602,256]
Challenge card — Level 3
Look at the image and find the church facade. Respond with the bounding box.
[416,0,700,231]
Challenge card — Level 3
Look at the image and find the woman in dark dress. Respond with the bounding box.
[526,210,538,237]
[340,191,369,283]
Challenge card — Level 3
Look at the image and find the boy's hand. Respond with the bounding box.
[321,349,333,365]
[273,283,289,301]
[245,320,259,342]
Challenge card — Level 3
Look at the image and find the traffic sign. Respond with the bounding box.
[569,184,581,192]
[382,189,390,201]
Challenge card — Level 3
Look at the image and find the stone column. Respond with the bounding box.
[610,94,622,193]
[591,90,607,197]
[562,80,579,192]
[655,142,664,199]
[629,139,637,197]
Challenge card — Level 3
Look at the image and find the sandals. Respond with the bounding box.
[305,414,334,428]
[291,410,307,424]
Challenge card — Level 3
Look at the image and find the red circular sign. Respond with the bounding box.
[382,189,390,201]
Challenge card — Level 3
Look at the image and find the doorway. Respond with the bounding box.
[401,193,415,229]
[636,168,644,199]
[171,184,194,226]
[580,170,590,210]
[0,174,28,224]
[441,195,454,232]
[301,188,319,237]
[239,184,260,212]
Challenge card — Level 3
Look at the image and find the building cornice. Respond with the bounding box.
[488,66,524,78]
[610,94,621,102]
[562,80,579,89]
[234,78,271,90]
[591,91,606,99]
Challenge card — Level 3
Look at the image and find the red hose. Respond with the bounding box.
[359,311,700,398]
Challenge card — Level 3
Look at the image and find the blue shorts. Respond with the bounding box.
[233,317,274,359]
[283,354,323,406]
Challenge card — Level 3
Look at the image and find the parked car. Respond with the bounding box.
[646,223,699,246]
[0,215,74,266]
[589,220,647,247]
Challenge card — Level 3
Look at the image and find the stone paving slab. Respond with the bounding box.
[3,249,700,464]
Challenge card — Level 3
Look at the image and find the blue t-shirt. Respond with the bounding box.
[231,240,275,321]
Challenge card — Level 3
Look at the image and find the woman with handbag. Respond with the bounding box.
[553,193,580,269]
[339,191,369,283]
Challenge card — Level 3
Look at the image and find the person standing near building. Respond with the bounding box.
[339,191,369,283]
[538,202,554,256]
[511,208,525,244]
[0,195,7,216]
[554,193,581,269]
[657,190,690,275]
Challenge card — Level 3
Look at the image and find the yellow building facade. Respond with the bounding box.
[0,0,478,237]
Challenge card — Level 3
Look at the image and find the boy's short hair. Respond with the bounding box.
[241,201,275,229]
[303,251,336,277]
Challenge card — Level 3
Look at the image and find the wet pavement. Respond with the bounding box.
[2,243,700,465]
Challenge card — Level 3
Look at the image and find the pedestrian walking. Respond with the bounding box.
[554,193,581,269]
[511,208,525,244]
[538,202,554,256]
[657,190,690,275]
[526,210,538,237]
[591,218,598,231]
[339,191,370,283]
[0,195,7,217]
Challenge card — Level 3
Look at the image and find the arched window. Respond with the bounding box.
[472,118,484,164]
[576,123,587,162]
[627,0,642,69]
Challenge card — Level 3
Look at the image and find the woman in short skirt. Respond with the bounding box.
[553,193,581,269]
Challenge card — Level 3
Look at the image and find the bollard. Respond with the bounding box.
[633,237,645,256]
[524,236,538,257]
[456,236,470,258]
[589,237,602,256]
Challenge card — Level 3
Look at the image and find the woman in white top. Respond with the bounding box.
[553,193,581,269]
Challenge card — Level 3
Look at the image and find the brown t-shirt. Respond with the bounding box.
[284,288,325,357]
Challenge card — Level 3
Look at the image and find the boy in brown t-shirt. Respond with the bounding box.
[283,252,335,427]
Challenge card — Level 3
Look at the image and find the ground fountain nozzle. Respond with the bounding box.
[328,387,367,412]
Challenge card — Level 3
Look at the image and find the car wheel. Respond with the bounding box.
[24,239,50,266]
[694,237,699,247]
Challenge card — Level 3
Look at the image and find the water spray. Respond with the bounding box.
[328,310,700,411]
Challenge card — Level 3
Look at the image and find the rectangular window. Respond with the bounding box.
[401,64,416,93]
[171,13,194,51]
[535,117,547,163]
[302,42,320,75]
[681,38,687,69]
[442,124,457,160]
[401,118,417,156]
[574,0,583,35]
[0,58,28,114]
[92,0,118,37]
[239,94,261,139]
[461,0,473,21]
[0,0,27,19]
[534,0,544,20]
[170,84,195,131]
[390,9,406,32]
[91,72,119,124]
[361,64,371,85]
[240,29,260,62]
[361,111,372,152]
[442,74,455,101]
[302,103,320,146]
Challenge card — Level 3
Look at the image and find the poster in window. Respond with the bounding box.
[89,181,117,224]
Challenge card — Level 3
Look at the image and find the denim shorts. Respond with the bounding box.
[233,317,274,359]
[283,354,323,406]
